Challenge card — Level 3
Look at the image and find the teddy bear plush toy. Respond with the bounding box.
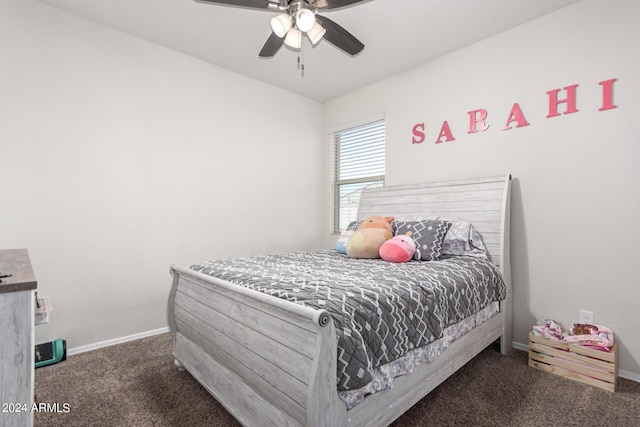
[379,232,416,263]
[346,215,394,259]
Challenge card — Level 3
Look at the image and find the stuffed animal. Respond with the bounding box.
[346,215,394,259]
[379,232,416,263]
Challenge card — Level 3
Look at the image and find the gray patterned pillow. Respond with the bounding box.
[394,220,450,261]
[391,216,440,234]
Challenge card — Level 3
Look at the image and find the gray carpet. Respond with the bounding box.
[34,333,640,426]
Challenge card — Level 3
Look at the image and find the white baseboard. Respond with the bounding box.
[512,340,528,352]
[620,369,640,382]
[67,327,170,356]
[512,340,640,383]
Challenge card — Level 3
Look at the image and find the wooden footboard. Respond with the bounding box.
[167,265,346,427]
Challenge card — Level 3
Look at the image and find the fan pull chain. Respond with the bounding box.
[297,43,305,77]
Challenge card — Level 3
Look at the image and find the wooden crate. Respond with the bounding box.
[528,332,618,392]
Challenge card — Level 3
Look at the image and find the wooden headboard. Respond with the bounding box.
[357,174,512,272]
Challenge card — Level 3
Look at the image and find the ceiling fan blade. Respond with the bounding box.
[315,0,368,10]
[194,0,278,10]
[259,32,284,57]
[315,15,364,56]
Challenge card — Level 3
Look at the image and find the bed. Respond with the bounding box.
[167,174,512,426]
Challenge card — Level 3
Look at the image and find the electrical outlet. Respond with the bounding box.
[579,309,594,324]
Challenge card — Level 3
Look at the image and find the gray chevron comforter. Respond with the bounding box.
[190,249,505,391]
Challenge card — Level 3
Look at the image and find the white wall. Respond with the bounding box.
[324,0,640,378]
[1,0,324,349]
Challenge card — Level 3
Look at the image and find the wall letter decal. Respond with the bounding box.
[468,109,489,134]
[503,103,530,130]
[599,78,618,111]
[435,121,455,143]
[411,77,618,145]
[412,123,425,144]
[547,84,579,118]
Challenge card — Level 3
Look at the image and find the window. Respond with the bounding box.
[332,118,385,233]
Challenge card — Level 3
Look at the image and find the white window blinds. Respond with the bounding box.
[332,119,385,233]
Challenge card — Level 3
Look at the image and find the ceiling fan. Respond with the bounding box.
[194,0,366,58]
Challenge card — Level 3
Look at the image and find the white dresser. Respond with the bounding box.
[0,249,37,427]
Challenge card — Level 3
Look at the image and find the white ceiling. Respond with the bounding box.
[35,0,581,102]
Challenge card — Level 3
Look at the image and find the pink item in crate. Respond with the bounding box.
[565,324,615,352]
[533,319,566,341]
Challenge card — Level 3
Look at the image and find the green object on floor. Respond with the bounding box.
[35,338,66,368]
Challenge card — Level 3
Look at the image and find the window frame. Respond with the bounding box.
[330,117,385,234]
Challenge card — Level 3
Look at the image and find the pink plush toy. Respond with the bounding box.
[379,232,416,263]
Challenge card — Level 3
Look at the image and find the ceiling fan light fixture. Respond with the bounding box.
[295,8,316,33]
[306,22,326,45]
[271,13,292,38]
[284,28,302,49]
